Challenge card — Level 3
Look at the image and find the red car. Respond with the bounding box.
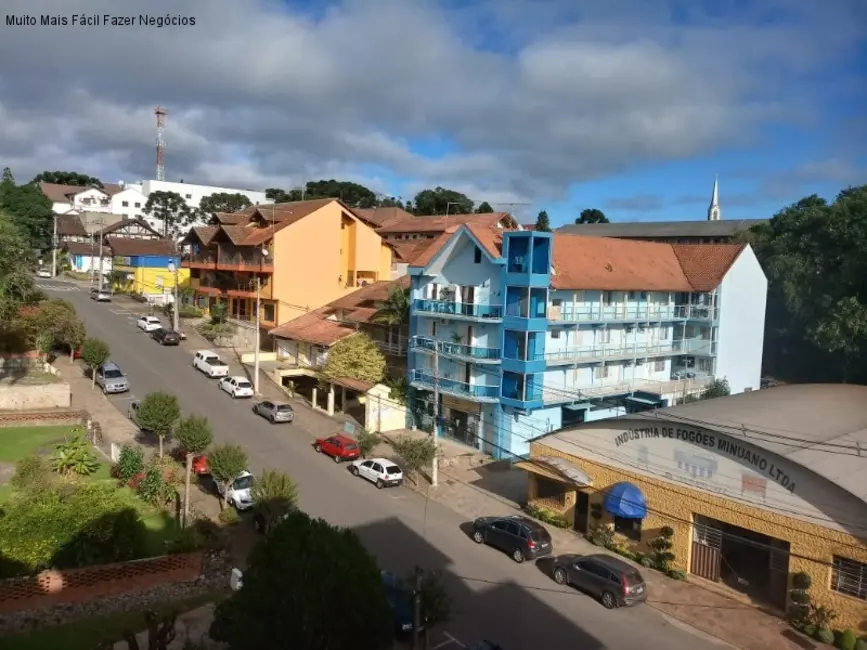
[176,448,210,475]
[313,435,360,463]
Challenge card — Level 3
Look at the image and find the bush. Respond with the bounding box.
[817,628,834,644]
[854,638,867,650]
[0,483,148,576]
[666,569,687,581]
[218,508,240,525]
[114,445,145,483]
[165,525,204,554]
[792,571,812,590]
[523,503,568,528]
[136,467,174,507]
[356,430,381,458]
[838,630,857,650]
[391,435,436,483]
[178,306,203,319]
[647,527,676,572]
[804,625,817,638]
[51,433,100,476]
[586,523,615,549]
[10,455,52,491]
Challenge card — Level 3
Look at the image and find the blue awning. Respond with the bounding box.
[603,482,647,519]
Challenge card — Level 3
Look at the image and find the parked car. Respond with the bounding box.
[551,553,647,609]
[192,350,229,378]
[313,434,360,463]
[137,315,162,332]
[36,269,52,278]
[151,328,181,346]
[471,515,552,563]
[90,287,112,302]
[95,361,129,394]
[218,376,254,399]
[252,400,294,424]
[215,470,254,510]
[381,571,423,637]
[174,445,210,475]
[349,457,404,489]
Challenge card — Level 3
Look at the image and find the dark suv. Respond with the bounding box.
[471,515,552,563]
[552,553,647,608]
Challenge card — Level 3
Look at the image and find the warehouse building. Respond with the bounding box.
[519,384,867,629]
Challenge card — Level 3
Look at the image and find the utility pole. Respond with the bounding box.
[172,260,180,332]
[97,221,105,290]
[253,275,261,395]
[412,565,423,650]
[51,214,58,278]
[431,344,440,488]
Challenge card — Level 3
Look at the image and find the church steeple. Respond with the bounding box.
[707,176,721,221]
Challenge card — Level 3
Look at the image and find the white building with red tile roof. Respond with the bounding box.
[405,225,767,459]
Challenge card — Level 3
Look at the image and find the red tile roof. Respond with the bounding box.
[207,199,350,247]
[63,241,108,256]
[105,237,176,257]
[99,218,161,237]
[268,309,356,346]
[376,211,514,235]
[671,244,745,292]
[56,214,87,237]
[409,224,506,268]
[354,207,415,228]
[39,181,123,203]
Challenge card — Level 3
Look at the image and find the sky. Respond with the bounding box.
[0,0,865,227]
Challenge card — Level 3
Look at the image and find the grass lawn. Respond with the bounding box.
[1,590,228,650]
[0,425,77,463]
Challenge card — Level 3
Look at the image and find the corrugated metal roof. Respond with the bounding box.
[557,219,767,239]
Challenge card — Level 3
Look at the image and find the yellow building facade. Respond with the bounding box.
[521,387,867,631]
[113,259,190,299]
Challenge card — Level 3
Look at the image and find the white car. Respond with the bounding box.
[137,316,163,332]
[36,269,52,278]
[349,457,404,489]
[192,350,229,378]
[215,470,254,510]
[219,376,254,398]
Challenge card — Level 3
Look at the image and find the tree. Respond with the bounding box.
[143,190,195,238]
[209,444,248,509]
[80,338,110,388]
[31,171,102,187]
[210,510,394,650]
[413,187,474,216]
[265,187,303,203]
[18,298,85,358]
[174,414,213,527]
[135,392,181,458]
[303,180,378,208]
[321,333,386,384]
[251,469,299,532]
[404,569,452,645]
[475,201,494,214]
[371,285,410,326]
[743,186,867,384]
[392,435,437,484]
[534,210,552,232]
[199,192,252,215]
[575,208,609,224]
[0,169,54,250]
[0,211,41,322]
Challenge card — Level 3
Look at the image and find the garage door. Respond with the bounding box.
[690,518,722,582]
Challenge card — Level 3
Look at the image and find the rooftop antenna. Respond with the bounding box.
[155,106,167,182]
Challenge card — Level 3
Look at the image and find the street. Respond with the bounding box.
[43,279,728,650]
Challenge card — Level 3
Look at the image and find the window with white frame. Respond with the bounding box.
[653,359,665,372]
[831,556,866,600]
[551,329,561,339]
[660,326,669,339]
[593,365,609,380]
[598,329,611,344]
[602,291,613,306]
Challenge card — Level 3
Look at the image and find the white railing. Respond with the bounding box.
[539,338,716,364]
[542,375,713,404]
[547,304,719,323]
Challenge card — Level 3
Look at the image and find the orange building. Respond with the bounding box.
[180,199,394,329]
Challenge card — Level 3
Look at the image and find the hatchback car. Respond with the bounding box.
[36,269,52,278]
[90,287,112,302]
[552,553,647,609]
[313,435,361,463]
[218,376,254,398]
[151,328,181,346]
[137,315,162,332]
[471,515,552,563]
[252,400,294,423]
[349,457,403,488]
[381,571,423,637]
[95,361,129,394]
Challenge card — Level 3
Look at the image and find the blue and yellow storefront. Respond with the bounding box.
[112,253,190,301]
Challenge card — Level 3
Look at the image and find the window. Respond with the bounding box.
[654,359,665,372]
[614,516,642,541]
[263,304,275,322]
[185,194,192,199]
[552,298,562,307]
[598,329,611,344]
[551,329,561,339]
[603,291,613,306]
[831,556,867,600]
[121,201,129,207]
[640,291,648,300]
[660,326,669,339]
[474,246,482,263]
[535,477,565,505]
[135,202,140,208]
[594,365,610,380]
[431,322,437,337]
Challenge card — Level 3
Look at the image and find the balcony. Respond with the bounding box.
[409,370,500,402]
[412,299,503,322]
[182,253,217,270]
[546,303,718,324]
[537,338,716,365]
[412,336,501,363]
[181,250,274,273]
[541,375,714,405]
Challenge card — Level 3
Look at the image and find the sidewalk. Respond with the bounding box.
[427,461,812,650]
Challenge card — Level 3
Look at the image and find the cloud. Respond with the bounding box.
[1,0,864,203]
[604,194,666,212]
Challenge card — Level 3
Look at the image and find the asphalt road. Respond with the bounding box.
[44,279,727,650]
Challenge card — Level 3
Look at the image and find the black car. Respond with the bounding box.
[151,328,181,346]
[552,553,647,609]
[381,571,423,637]
[471,515,552,563]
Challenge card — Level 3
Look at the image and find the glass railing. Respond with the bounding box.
[413,300,503,319]
[410,370,500,399]
[546,304,719,322]
[502,383,543,402]
[412,336,500,360]
[532,338,717,363]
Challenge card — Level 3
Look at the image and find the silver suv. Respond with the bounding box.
[95,361,129,394]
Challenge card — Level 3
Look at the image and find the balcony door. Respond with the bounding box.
[460,286,475,305]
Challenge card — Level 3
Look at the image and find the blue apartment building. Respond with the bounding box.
[407,225,767,459]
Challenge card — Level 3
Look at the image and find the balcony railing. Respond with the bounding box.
[410,370,499,400]
[542,375,714,404]
[522,338,716,365]
[502,383,543,402]
[546,304,718,323]
[412,299,503,320]
[181,251,273,271]
[412,336,501,361]
[373,339,407,356]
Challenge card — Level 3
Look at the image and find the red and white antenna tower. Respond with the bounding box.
[154,105,167,181]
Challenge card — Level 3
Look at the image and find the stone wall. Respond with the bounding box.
[0,409,87,427]
[0,382,71,409]
[0,551,231,637]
